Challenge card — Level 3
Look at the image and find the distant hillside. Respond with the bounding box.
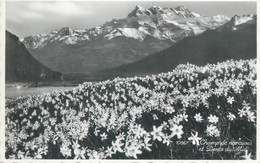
[110,15,256,74]
[6,31,62,82]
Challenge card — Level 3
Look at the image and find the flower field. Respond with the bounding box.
[5,59,256,159]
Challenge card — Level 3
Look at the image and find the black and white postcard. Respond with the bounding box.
[1,0,258,161]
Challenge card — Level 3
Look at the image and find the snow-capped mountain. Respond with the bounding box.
[217,14,256,31]
[21,5,231,74]
[127,5,201,18]
[23,5,229,50]
[108,14,256,75]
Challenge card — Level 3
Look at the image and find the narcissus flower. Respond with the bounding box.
[170,124,183,139]
[188,131,202,145]
[151,125,164,142]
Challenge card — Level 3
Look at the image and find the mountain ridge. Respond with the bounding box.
[21,5,231,74]
[107,14,256,75]
[22,5,229,50]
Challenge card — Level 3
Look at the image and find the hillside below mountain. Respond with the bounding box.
[109,15,256,75]
[22,5,229,73]
[6,31,62,82]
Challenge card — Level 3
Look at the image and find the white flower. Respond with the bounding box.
[88,151,104,159]
[208,114,219,124]
[151,125,164,142]
[105,146,113,158]
[162,134,172,146]
[227,112,236,121]
[170,124,184,139]
[180,113,188,122]
[17,150,25,159]
[143,136,152,151]
[152,114,159,120]
[125,144,142,159]
[241,150,253,160]
[74,148,86,159]
[100,132,107,141]
[194,113,203,122]
[247,111,256,122]
[188,131,202,146]
[112,139,124,153]
[60,145,72,157]
[227,96,235,104]
[206,124,220,137]
[72,140,86,159]
[238,108,247,117]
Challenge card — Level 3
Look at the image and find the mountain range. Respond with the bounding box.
[6,31,62,82]
[108,14,256,75]
[22,5,230,74]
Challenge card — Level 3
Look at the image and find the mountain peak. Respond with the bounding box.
[148,6,164,15]
[127,5,197,18]
[174,5,187,11]
[229,14,256,26]
[135,5,145,10]
[128,5,152,17]
[58,27,74,36]
[149,5,163,10]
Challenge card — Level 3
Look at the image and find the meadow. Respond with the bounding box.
[5,59,256,159]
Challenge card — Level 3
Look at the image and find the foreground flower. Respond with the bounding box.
[17,150,25,159]
[112,140,124,153]
[151,125,164,142]
[143,136,152,151]
[227,112,236,121]
[125,144,142,159]
[73,147,86,159]
[88,151,105,159]
[100,132,107,141]
[206,124,220,137]
[194,113,203,122]
[188,131,202,146]
[72,140,86,159]
[227,96,235,105]
[247,111,256,122]
[60,145,72,158]
[162,135,172,146]
[105,146,113,158]
[241,150,252,160]
[208,114,219,124]
[170,124,184,139]
[238,108,247,117]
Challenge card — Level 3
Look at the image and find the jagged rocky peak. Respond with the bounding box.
[57,27,75,36]
[172,5,201,17]
[230,14,256,26]
[127,5,152,17]
[174,5,186,11]
[127,5,200,18]
[148,6,163,14]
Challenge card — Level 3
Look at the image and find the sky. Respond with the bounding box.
[6,1,256,38]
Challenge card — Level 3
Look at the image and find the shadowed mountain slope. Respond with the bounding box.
[6,31,62,82]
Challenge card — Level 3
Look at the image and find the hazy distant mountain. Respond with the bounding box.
[6,31,62,82]
[22,5,229,73]
[109,15,256,74]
